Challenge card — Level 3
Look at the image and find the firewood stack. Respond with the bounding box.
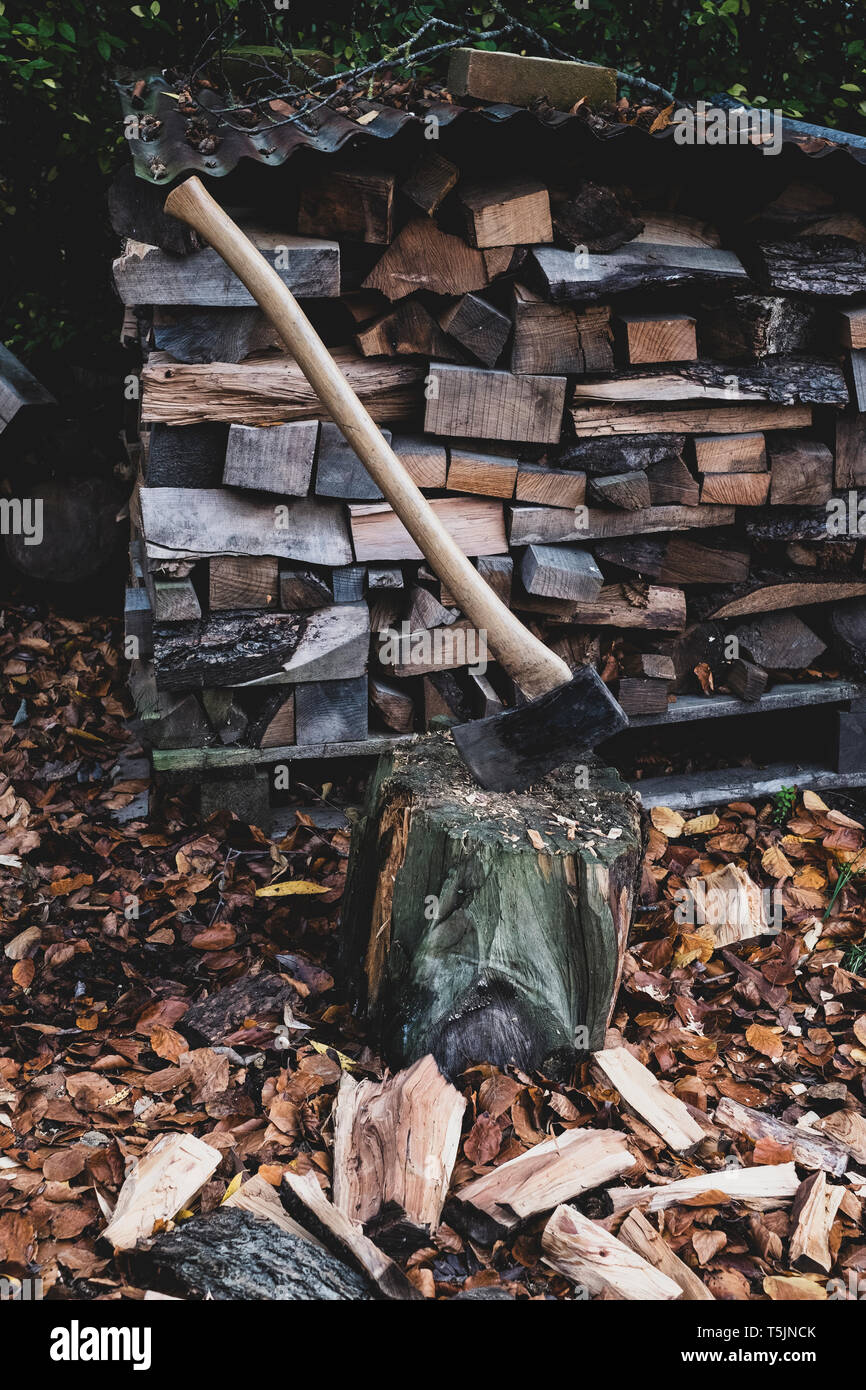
[118,49,866,811]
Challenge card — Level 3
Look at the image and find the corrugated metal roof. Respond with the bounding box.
[117,70,866,187]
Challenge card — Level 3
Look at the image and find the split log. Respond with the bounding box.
[714,1097,849,1176]
[619,314,697,364]
[550,181,643,253]
[295,676,368,744]
[788,1171,845,1272]
[406,585,459,631]
[726,658,768,702]
[515,464,587,509]
[589,471,651,510]
[699,295,818,361]
[520,583,686,631]
[571,359,847,408]
[401,152,459,216]
[152,306,281,363]
[520,544,603,601]
[369,677,415,733]
[223,421,318,495]
[362,219,488,300]
[840,307,866,350]
[153,579,202,623]
[708,578,866,620]
[814,1109,866,1164]
[141,349,424,427]
[331,564,367,603]
[646,457,699,507]
[297,166,395,244]
[732,611,826,670]
[181,970,294,1044]
[459,177,552,249]
[202,688,249,745]
[559,433,686,474]
[618,1209,714,1300]
[541,1205,682,1301]
[281,1171,421,1300]
[447,46,616,110]
[508,504,734,545]
[424,363,566,445]
[607,1162,801,1215]
[125,587,152,658]
[113,231,340,305]
[700,472,770,506]
[694,432,767,473]
[452,1129,636,1243]
[591,1048,705,1152]
[354,299,457,361]
[530,243,747,302]
[850,348,866,411]
[510,286,613,375]
[769,435,834,505]
[616,678,670,716]
[349,497,507,562]
[621,653,676,681]
[332,1056,465,1242]
[754,238,866,297]
[571,401,812,438]
[249,691,296,747]
[139,488,352,567]
[134,1207,372,1300]
[596,535,751,586]
[143,692,214,750]
[391,434,448,489]
[102,1133,221,1250]
[314,421,391,502]
[634,213,719,248]
[224,1174,318,1245]
[439,293,511,366]
[340,735,641,1074]
[209,555,278,610]
[279,567,334,610]
[446,446,518,498]
[830,598,866,676]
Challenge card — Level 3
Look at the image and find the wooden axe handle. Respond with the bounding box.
[164,177,572,700]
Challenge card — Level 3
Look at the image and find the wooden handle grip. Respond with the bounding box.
[164,177,572,699]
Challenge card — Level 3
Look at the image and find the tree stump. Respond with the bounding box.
[341,734,641,1076]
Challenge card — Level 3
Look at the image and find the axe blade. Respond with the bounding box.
[451,666,628,792]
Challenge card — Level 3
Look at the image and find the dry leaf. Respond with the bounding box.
[651,806,685,839]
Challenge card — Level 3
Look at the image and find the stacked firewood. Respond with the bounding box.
[119,100,866,767]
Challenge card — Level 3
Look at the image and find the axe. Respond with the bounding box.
[164,177,627,790]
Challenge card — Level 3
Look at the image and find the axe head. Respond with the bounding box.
[451,665,628,792]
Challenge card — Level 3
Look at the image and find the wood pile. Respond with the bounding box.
[118,63,866,802]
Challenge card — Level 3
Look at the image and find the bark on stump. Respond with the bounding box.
[341,733,641,1076]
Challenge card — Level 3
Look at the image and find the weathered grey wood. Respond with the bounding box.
[715,1098,848,1176]
[133,1207,372,1301]
[113,231,340,305]
[331,564,367,603]
[314,421,391,502]
[367,566,403,592]
[424,364,566,445]
[622,680,861,728]
[726,658,768,703]
[769,435,834,506]
[152,734,411,774]
[406,585,459,631]
[631,763,866,812]
[829,598,866,677]
[851,349,866,411]
[279,567,334,610]
[508,503,734,545]
[153,578,202,623]
[295,677,368,745]
[530,242,747,302]
[439,293,511,366]
[147,692,213,750]
[152,306,280,364]
[0,342,56,431]
[733,611,826,670]
[646,456,700,507]
[125,586,153,658]
[140,489,352,567]
[521,544,603,601]
[476,554,514,607]
[223,421,318,496]
[835,416,866,487]
[401,152,459,216]
[754,238,866,297]
[616,678,670,715]
[240,605,369,685]
[340,736,641,1074]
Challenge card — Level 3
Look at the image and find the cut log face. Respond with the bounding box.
[223,421,319,496]
[354,300,457,361]
[619,314,697,364]
[340,736,642,1074]
[835,416,866,487]
[140,488,353,567]
[295,676,368,745]
[209,555,278,610]
[331,1057,466,1239]
[590,470,651,510]
[452,1129,635,1242]
[515,465,587,509]
[314,421,391,502]
[401,152,460,216]
[700,472,771,506]
[446,446,519,498]
[520,544,604,601]
[447,47,617,110]
[350,497,507,562]
[425,363,566,445]
[694,432,767,474]
[541,1205,682,1301]
[362,219,489,300]
[459,177,553,249]
[439,293,511,367]
[510,286,613,375]
[769,435,834,505]
[391,434,448,489]
[733,610,826,670]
